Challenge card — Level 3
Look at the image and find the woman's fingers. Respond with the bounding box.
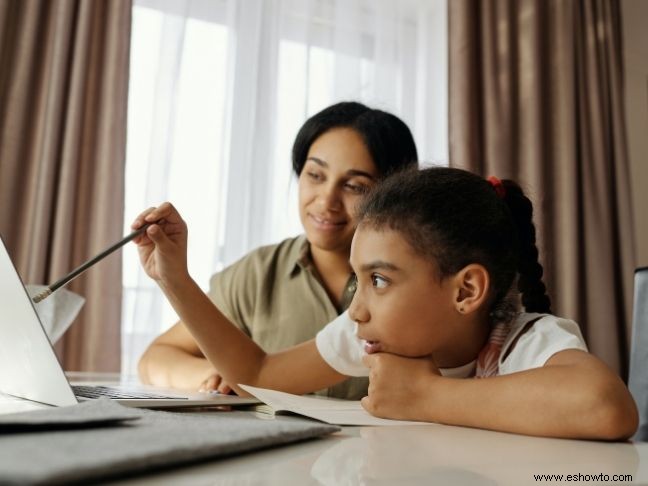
[199,373,222,392]
[197,372,232,395]
[217,383,232,395]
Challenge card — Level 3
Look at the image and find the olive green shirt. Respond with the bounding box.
[207,235,368,399]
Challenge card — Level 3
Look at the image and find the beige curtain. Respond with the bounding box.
[449,0,635,375]
[0,0,131,371]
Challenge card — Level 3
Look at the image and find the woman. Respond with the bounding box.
[137,101,418,399]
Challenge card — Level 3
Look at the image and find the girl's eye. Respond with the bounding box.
[371,274,389,289]
[308,172,323,182]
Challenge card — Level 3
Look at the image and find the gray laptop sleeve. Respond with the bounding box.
[0,399,339,484]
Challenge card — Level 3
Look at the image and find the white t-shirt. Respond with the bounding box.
[315,311,588,378]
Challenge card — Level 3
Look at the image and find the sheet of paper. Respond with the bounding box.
[27,285,84,343]
[240,385,431,426]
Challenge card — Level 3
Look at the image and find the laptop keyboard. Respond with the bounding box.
[72,385,186,400]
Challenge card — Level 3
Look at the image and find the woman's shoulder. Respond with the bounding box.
[247,235,307,265]
[233,236,307,280]
[211,235,306,284]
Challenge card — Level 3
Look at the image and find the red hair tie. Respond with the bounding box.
[487,176,506,199]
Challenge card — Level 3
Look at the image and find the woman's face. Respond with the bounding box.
[298,127,379,255]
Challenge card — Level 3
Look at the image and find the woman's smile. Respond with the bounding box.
[308,213,348,231]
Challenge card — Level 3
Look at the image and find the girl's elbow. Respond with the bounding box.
[597,405,638,441]
[591,386,639,441]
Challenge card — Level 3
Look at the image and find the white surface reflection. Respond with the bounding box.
[310,425,641,486]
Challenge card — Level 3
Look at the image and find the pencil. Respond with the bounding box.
[32,223,152,303]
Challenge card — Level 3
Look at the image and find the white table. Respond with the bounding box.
[1,373,646,485]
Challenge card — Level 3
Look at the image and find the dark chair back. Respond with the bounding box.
[629,267,648,441]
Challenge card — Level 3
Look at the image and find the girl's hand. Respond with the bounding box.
[131,202,189,285]
[361,353,441,421]
[198,371,233,395]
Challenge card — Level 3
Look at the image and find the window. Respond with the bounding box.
[122,0,448,375]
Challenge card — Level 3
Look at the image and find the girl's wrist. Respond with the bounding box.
[414,372,447,423]
[158,270,196,300]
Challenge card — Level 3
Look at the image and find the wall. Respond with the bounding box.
[622,0,648,267]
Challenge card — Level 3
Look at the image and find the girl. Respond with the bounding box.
[137,102,417,399]
[133,167,638,439]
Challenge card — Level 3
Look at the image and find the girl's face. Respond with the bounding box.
[298,128,378,255]
[348,226,461,363]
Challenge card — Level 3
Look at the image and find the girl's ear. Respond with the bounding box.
[453,264,490,314]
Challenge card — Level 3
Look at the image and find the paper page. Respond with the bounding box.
[27,285,85,343]
[240,385,430,426]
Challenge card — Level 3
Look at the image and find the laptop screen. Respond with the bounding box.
[0,235,77,406]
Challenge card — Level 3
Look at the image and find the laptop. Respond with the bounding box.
[0,235,259,408]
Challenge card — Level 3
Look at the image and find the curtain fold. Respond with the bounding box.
[0,0,132,371]
[449,0,635,375]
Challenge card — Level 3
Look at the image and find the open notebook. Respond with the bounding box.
[240,385,430,426]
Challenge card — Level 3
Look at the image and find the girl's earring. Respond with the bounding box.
[458,307,465,314]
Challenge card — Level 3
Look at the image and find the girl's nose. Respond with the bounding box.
[348,291,369,324]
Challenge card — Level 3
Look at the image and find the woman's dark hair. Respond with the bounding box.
[357,167,551,322]
[292,101,418,177]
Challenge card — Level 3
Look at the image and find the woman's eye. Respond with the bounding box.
[371,274,389,289]
[344,182,368,194]
[308,172,323,182]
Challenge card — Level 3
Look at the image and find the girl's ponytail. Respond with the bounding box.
[501,181,552,314]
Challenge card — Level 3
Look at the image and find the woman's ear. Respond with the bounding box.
[453,264,490,314]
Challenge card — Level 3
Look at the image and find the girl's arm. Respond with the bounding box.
[159,272,347,395]
[132,203,347,396]
[362,349,638,440]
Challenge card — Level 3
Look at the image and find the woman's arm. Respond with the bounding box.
[362,349,638,440]
[138,321,218,391]
[133,202,346,396]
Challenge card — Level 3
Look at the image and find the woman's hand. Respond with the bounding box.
[198,370,233,395]
[131,202,189,285]
[361,353,441,421]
